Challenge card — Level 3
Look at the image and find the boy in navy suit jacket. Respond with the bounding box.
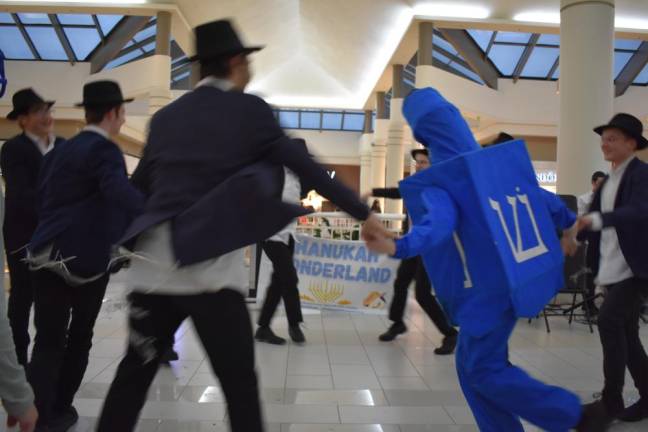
[2,88,64,367]
[578,113,648,429]
[26,80,143,432]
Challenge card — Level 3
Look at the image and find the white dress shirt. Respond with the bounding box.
[269,168,301,245]
[586,156,635,286]
[577,190,593,216]
[25,131,55,155]
[125,77,249,295]
[82,124,110,140]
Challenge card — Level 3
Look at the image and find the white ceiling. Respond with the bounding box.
[172,0,648,109]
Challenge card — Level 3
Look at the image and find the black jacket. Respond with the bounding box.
[1,133,64,253]
[372,187,409,233]
[583,157,648,280]
[122,86,368,266]
[30,131,144,277]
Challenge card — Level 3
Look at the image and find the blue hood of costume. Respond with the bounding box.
[402,87,480,164]
[0,49,7,98]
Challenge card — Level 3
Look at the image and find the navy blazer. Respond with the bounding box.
[29,130,144,277]
[586,157,648,280]
[122,86,369,266]
[1,133,64,253]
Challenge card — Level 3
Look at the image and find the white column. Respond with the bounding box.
[384,64,406,215]
[372,119,388,194]
[385,98,405,214]
[371,92,388,210]
[359,133,373,196]
[557,0,614,194]
[155,11,172,56]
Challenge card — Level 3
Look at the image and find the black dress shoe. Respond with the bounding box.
[160,347,179,366]
[49,406,79,432]
[378,322,407,342]
[289,325,306,344]
[617,400,648,422]
[434,333,457,355]
[255,326,286,345]
[577,401,615,432]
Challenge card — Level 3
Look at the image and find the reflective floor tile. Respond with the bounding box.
[378,376,429,391]
[383,390,467,407]
[286,375,335,390]
[281,425,400,432]
[339,406,454,424]
[263,404,340,423]
[284,389,388,406]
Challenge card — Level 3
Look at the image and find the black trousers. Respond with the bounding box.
[27,270,108,426]
[389,256,456,337]
[6,250,33,366]
[598,277,648,415]
[97,289,263,432]
[258,238,303,327]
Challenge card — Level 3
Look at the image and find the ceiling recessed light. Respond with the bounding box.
[513,11,561,24]
[16,0,147,4]
[413,2,490,20]
[615,16,648,30]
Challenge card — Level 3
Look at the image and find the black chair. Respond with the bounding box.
[531,243,594,333]
[529,194,595,333]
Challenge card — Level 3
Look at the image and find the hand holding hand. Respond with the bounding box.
[560,234,579,257]
[361,214,395,242]
[576,216,593,232]
[365,235,397,256]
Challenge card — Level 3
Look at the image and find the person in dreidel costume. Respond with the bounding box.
[365,88,605,431]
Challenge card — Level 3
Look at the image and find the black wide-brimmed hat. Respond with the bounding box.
[594,113,648,150]
[75,80,133,107]
[189,19,263,62]
[411,148,429,159]
[7,88,55,120]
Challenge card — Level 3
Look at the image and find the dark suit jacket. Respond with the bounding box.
[29,130,144,277]
[122,86,368,266]
[584,157,648,280]
[372,187,409,234]
[1,133,64,253]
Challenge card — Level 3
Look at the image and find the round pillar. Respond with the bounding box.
[557,0,614,194]
[385,98,405,215]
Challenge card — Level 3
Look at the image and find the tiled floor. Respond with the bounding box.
[5,281,648,432]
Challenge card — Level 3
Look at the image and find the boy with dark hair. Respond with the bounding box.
[26,80,143,432]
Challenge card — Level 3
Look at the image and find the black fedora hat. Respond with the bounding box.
[594,113,648,150]
[411,148,428,159]
[189,19,263,62]
[7,88,54,120]
[75,80,133,107]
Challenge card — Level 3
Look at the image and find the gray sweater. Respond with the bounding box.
[0,191,34,417]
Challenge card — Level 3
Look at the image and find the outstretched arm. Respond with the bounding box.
[538,188,578,256]
[366,187,458,257]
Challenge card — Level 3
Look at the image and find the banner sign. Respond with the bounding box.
[258,234,399,313]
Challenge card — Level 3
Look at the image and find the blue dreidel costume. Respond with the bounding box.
[0,49,7,98]
[394,88,582,431]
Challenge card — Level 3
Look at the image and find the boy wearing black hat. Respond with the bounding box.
[1,88,64,367]
[577,113,648,428]
[96,19,386,432]
[255,138,312,346]
[366,148,458,353]
[26,80,143,432]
